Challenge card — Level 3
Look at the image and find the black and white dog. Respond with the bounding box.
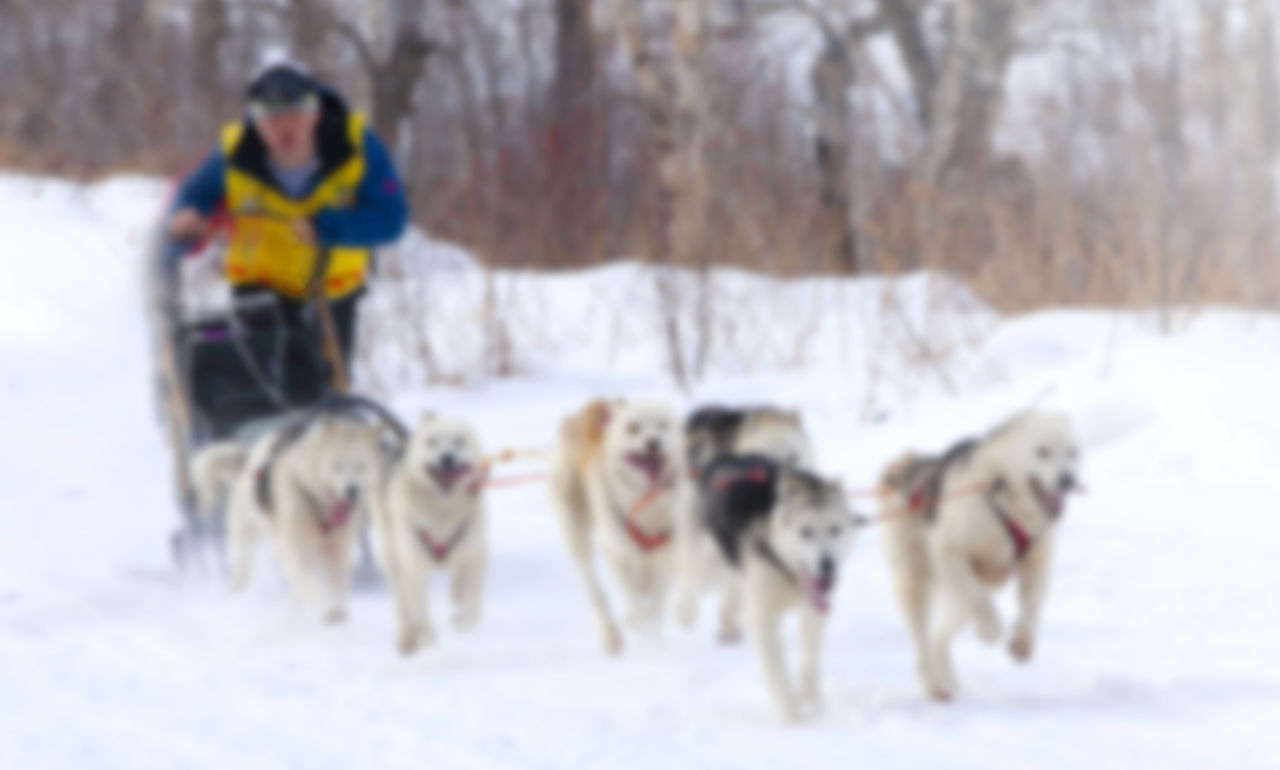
[699,453,860,723]
[674,406,815,641]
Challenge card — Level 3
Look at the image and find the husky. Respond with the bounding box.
[701,455,859,723]
[878,411,1081,701]
[190,416,383,622]
[371,413,489,656]
[548,398,685,655]
[674,406,815,642]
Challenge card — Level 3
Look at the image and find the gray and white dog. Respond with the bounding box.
[878,411,1082,701]
[700,455,859,722]
[191,415,383,623]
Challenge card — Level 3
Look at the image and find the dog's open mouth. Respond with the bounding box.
[800,570,836,614]
[428,463,474,493]
[326,496,356,531]
[1031,478,1068,520]
[626,450,667,484]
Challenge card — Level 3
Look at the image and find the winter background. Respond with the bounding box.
[4,0,1280,768]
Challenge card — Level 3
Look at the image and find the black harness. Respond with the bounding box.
[253,418,312,514]
[901,438,978,522]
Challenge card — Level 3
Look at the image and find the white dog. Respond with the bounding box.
[548,399,685,655]
[674,406,815,642]
[371,413,489,656]
[878,411,1082,700]
[191,416,383,622]
[700,456,858,722]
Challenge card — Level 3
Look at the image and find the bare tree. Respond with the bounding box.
[617,0,715,385]
[333,0,441,156]
[192,0,229,96]
[920,0,1019,190]
[553,0,596,118]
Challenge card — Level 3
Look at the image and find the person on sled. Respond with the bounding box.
[167,60,408,385]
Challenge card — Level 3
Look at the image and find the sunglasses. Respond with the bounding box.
[248,93,319,121]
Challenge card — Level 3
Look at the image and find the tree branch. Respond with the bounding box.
[328,15,377,75]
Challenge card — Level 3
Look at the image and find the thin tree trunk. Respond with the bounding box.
[669,0,713,378]
[553,0,595,117]
[878,0,937,132]
[811,32,860,272]
[922,0,1018,191]
[191,0,228,97]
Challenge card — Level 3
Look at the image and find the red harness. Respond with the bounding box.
[622,517,672,552]
[619,479,675,552]
[417,522,471,562]
[986,479,1035,560]
[711,464,771,494]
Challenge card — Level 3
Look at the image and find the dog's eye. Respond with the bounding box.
[800,526,816,540]
[828,524,842,537]
[627,422,640,436]
[1037,446,1052,460]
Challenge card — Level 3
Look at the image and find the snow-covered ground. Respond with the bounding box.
[1,174,1278,769]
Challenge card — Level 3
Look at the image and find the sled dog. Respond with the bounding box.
[191,415,382,622]
[675,406,815,642]
[701,455,858,722]
[548,399,684,655]
[371,413,489,656]
[878,411,1081,701]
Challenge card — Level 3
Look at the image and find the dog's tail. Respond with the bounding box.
[190,442,249,517]
[877,451,933,640]
[879,450,922,493]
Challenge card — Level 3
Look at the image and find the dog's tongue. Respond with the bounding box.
[329,498,355,529]
[1034,481,1066,519]
[627,451,665,483]
[430,463,473,492]
[801,573,834,614]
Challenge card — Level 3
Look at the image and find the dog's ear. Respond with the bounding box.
[827,478,846,500]
[581,399,614,448]
[786,408,804,427]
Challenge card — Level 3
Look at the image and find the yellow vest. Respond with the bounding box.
[220,114,370,299]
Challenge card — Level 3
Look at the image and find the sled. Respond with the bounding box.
[144,215,402,585]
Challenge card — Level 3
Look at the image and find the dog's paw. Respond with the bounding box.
[798,681,824,713]
[600,623,624,657]
[925,681,954,703]
[452,609,480,632]
[974,608,1004,645]
[675,598,698,630]
[397,625,428,657]
[716,624,743,645]
[1009,629,1035,663]
[323,607,348,625]
[777,702,805,725]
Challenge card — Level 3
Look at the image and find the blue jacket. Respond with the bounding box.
[174,112,408,250]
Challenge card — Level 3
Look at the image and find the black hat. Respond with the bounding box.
[246,62,318,115]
